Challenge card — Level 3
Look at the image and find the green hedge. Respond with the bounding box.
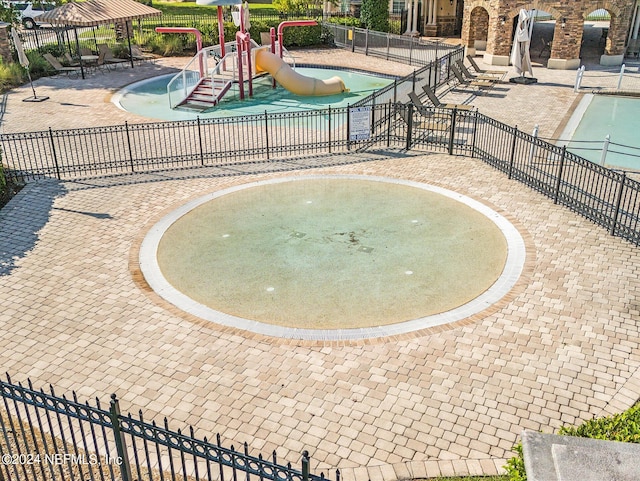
[246,20,325,48]
[139,18,326,54]
[505,403,640,480]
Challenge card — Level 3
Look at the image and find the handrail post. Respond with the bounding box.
[405,104,413,150]
[124,122,135,173]
[610,172,626,236]
[365,28,369,55]
[574,65,585,92]
[370,97,376,134]
[447,108,457,155]
[528,124,539,164]
[109,394,132,481]
[386,102,392,147]
[301,451,310,481]
[351,27,355,52]
[600,134,610,166]
[328,106,332,153]
[409,35,413,65]
[470,110,479,158]
[508,125,518,179]
[197,116,205,165]
[553,146,567,204]
[182,70,187,99]
[347,104,351,151]
[48,127,61,180]
[264,111,270,160]
[617,63,625,90]
[386,33,390,60]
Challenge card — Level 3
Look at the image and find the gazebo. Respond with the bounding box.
[36,0,162,78]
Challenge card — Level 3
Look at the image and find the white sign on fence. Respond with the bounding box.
[349,107,371,141]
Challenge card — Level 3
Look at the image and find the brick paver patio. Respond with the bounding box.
[0,46,639,479]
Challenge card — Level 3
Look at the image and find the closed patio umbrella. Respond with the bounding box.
[11,28,48,102]
[509,9,537,84]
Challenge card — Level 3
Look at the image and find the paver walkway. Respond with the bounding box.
[0,44,639,479]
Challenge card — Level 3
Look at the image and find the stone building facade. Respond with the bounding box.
[461,0,637,68]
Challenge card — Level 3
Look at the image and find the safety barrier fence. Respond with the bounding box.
[18,11,409,56]
[574,63,640,93]
[0,45,463,182]
[0,375,337,481]
[2,95,639,246]
[324,23,461,67]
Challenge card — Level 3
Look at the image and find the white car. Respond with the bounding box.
[9,2,55,29]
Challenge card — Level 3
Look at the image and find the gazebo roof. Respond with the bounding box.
[36,0,162,27]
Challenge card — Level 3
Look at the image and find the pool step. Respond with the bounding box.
[180,78,232,111]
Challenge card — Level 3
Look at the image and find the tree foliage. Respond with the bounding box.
[360,0,389,31]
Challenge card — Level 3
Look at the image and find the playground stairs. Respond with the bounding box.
[180,77,232,111]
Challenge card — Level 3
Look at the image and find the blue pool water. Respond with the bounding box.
[564,95,640,171]
[113,68,393,121]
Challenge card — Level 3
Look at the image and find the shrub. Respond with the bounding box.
[281,24,323,47]
[326,16,362,27]
[0,60,25,90]
[504,443,527,481]
[360,0,389,31]
[37,44,66,57]
[111,43,130,59]
[161,35,187,56]
[247,19,324,47]
[558,403,640,442]
[505,403,640,480]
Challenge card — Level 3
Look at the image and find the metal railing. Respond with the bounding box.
[0,375,336,481]
[323,12,403,35]
[324,23,461,67]
[403,103,640,246]
[2,98,639,246]
[352,47,464,109]
[574,64,640,93]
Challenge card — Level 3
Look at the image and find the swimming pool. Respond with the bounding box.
[113,67,394,121]
[561,94,640,171]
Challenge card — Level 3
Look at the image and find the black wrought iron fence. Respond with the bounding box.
[404,104,640,246]
[323,12,403,35]
[324,23,461,67]
[0,105,402,182]
[351,47,464,110]
[0,375,336,481]
[1,78,639,247]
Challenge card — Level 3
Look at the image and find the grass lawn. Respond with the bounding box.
[154,1,278,15]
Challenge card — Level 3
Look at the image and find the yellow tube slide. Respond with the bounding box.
[254,49,349,96]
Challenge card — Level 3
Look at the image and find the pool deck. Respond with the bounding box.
[1,45,640,479]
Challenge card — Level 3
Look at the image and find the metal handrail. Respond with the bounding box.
[166,39,299,108]
[166,46,218,108]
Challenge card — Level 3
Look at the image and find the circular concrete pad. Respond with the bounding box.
[139,175,526,340]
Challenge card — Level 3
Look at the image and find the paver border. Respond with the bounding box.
[130,171,537,346]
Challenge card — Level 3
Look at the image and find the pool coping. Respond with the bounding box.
[137,174,527,342]
[110,65,396,121]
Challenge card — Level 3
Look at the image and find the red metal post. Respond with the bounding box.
[236,31,245,99]
[155,27,204,76]
[217,6,226,59]
[277,20,317,58]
